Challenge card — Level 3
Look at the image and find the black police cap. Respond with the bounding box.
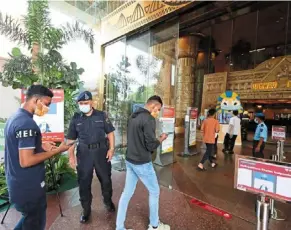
[77,91,92,102]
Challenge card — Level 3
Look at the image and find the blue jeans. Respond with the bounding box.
[116,161,160,230]
[14,195,47,230]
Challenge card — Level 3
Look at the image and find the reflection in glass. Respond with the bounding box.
[150,21,179,189]
[211,20,232,72]
[230,11,257,71]
[256,2,288,66]
[104,39,128,170]
[127,33,151,104]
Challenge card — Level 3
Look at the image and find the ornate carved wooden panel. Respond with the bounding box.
[202,56,291,111]
[201,72,227,112]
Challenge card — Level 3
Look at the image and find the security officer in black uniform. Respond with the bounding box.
[67,91,115,223]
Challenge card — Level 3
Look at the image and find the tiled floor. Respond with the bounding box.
[0,137,290,230]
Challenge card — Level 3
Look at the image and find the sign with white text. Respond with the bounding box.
[188,107,198,146]
[160,106,175,154]
[235,155,291,203]
[272,126,286,141]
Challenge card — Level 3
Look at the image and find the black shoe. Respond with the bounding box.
[80,209,91,223]
[104,201,115,212]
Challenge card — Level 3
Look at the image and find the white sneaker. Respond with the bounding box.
[148,222,170,230]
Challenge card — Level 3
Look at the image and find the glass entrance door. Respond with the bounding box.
[149,20,179,189]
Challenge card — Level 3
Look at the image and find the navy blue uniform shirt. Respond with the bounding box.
[67,109,115,144]
[4,108,45,204]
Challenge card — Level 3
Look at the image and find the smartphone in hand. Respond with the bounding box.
[64,139,77,146]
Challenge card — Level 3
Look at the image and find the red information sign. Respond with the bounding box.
[235,156,291,202]
[162,106,175,118]
[190,108,198,119]
[272,126,286,141]
[21,89,65,142]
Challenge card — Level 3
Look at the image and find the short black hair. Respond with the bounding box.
[146,95,163,107]
[26,85,54,101]
[208,108,216,116]
[233,110,239,116]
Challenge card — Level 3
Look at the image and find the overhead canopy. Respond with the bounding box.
[65,0,124,22]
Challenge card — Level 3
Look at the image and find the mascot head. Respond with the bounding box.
[216,91,243,113]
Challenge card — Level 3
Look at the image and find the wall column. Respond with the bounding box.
[175,36,200,133]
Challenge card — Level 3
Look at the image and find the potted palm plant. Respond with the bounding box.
[0,0,95,193]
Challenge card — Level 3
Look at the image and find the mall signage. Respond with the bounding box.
[234,155,291,203]
[272,126,286,141]
[160,106,175,154]
[188,107,198,147]
[252,81,278,90]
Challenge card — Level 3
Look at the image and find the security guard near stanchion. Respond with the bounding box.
[252,113,268,158]
[253,112,269,215]
[67,91,115,223]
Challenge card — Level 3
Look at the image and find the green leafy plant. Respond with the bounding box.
[45,154,76,192]
[0,163,7,196]
[0,0,94,192]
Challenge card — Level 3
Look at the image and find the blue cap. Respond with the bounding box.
[255,112,265,118]
[77,91,92,102]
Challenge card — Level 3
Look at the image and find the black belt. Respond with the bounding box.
[88,143,101,149]
[79,142,106,149]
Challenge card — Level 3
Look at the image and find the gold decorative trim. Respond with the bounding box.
[201,56,291,111]
[101,1,191,44]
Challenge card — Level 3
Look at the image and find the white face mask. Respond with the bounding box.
[254,119,258,124]
[79,104,91,114]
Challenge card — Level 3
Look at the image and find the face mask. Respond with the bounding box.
[35,101,49,117]
[254,119,258,124]
[151,111,159,118]
[79,104,91,114]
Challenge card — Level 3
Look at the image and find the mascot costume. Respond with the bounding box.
[216,91,243,153]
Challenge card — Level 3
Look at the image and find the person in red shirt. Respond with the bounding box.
[198,108,219,170]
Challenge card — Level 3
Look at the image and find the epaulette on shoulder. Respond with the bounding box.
[260,124,264,127]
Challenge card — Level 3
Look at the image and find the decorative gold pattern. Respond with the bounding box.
[201,56,291,111]
[100,1,191,44]
[201,72,227,112]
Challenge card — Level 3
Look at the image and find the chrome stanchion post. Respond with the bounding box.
[270,198,276,219]
[280,140,285,161]
[178,115,190,157]
[257,198,262,230]
[275,141,280,161]
[262,200,270,230]
[184,114,190,155]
